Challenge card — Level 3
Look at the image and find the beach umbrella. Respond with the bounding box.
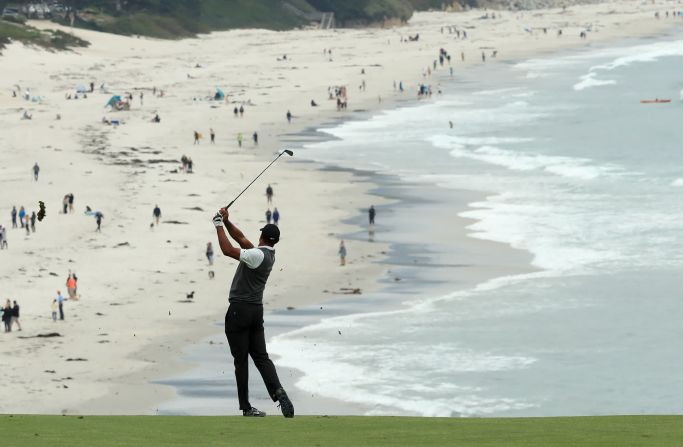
[105,95,122,108]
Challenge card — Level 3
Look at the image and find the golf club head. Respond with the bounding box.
[283,149,294,156]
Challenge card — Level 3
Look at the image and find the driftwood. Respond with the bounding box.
[18,332,62,339]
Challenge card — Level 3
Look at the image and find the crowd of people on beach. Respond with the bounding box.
[3,4,672,339]
[654,10,683,19]
[2,270,79,332]
[5,17,521,300]
[9,204,38,237]
[192,128,259,149]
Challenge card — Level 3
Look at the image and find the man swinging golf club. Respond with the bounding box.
[213,207,294,418]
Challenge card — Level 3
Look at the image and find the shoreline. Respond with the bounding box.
[152,162,536,415]
[0,3,680,415]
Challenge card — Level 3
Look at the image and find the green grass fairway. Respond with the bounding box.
[2,415,683,447]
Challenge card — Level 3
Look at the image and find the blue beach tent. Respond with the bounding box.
[105,95,122,108]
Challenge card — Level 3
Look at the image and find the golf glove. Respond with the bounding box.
[212,214,223,228]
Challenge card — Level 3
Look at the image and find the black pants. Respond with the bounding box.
[225,303,282,410]
[59,302,64,320]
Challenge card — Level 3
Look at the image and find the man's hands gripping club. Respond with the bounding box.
[213,208,229,227]
[213,208,254,261]
[212,214,224,228]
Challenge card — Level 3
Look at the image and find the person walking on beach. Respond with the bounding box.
[11,300,21,331]
[56,291,66,320]
[212,208,294,417]
[32,162,40,181]
[51,299,58,322]
[30,212,36,233]
[153,205,162,225]
[0,225,7,250]
[265,209,272,224]
[71,271,78,293]
[339,241,347,266]
[194,131,200,145]
[68,193,75,213]
[63,195,69,214]
[253,132,258,146]
[206,241,214,266]
[237,133,243,148]
[210,128,216,144]
[95,211,103,232]
[11,206,17,228]
[239,105,244,117]
[18,206,26,229]
[266,185,273,204]
[24,215,30,235]
[286,110,292,124]
[2,300,11,332]
[369,205,376,226]
[66,272,78,300]
[272,208,280,226]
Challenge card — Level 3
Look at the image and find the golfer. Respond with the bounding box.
[213,208,294,418]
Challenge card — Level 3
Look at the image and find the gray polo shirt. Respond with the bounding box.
[229,246,275,305]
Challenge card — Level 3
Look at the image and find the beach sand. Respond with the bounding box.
[0,1,680,414]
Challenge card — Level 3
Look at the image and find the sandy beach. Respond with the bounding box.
[0,0,681,415]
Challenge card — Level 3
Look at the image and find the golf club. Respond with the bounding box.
[222,149,294,211]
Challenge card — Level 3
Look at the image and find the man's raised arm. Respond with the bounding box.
[213,209,241,260]
[223,212,254,249]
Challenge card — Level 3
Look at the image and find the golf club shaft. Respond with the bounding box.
[224,151,289,209]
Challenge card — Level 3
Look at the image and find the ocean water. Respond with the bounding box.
[269,32,683,417]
